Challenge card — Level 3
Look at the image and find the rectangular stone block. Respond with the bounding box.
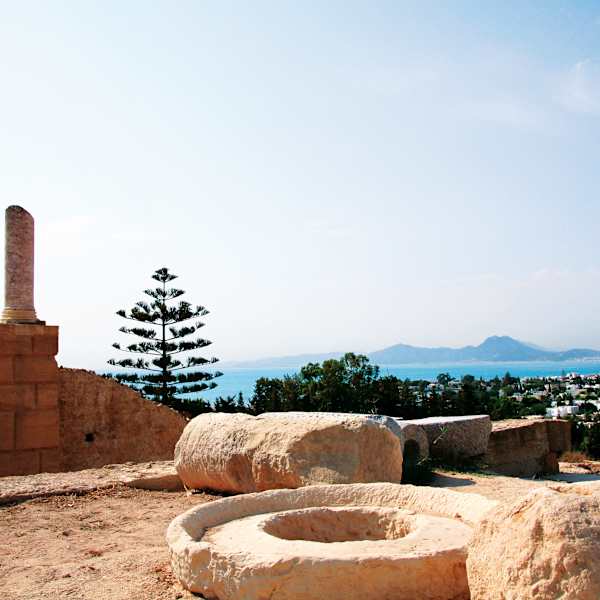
[405,415,492,460]
[0,335,32,355]
[0,384,36,410]
[15,409,59,450]
[546,419,572,454]
[40,448,62,473]
[484,419,549,477]
[32,333,59,356]
[36,383,59,408]
[0,449,40,476]
[0,356,13,384]
[14,356,58,384]
[12,324,55,337]
[0,411,15,450]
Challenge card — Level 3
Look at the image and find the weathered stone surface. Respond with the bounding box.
[0,449,39,477]
[167,482,497,600]
[0,323,60,475]
[175,412,404,493]
[406,415,491,461]
[1,206,38,324]
[0,410,15,450]
[15,408,60,450]
[394,421,429,462]
[0,460,182,505]
[58,368,187,471]
[484,419,553,477]
[545,418,571,454]
[467,484,600,600]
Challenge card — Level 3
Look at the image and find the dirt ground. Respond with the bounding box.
[0,486,213,600]
[1,466,598,600]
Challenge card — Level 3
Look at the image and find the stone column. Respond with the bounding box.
[0,205,60,476]
[1,206,40,324]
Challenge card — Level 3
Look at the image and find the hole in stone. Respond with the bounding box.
[403,439,422,466]
[263,507,413,543]
[84,432,95,443]
[401,439,432,484]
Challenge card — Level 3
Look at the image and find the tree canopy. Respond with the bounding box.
[108,267,221,411]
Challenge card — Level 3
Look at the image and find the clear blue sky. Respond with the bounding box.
[1,1,599,369]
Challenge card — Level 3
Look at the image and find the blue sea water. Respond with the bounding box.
[201,360,600,401]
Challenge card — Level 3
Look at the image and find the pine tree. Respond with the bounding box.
[108,267,221,409]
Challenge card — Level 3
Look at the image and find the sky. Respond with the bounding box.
[1,1,600,369]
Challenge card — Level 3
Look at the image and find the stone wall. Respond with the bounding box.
[0,324,61,476]
[58,368,187,471]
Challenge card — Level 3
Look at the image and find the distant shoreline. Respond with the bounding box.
[219,357,600,369]
[198,359,600,400]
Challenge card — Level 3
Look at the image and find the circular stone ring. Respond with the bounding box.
[167,482,496,600]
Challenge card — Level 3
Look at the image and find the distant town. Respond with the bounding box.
[419,371,600,419]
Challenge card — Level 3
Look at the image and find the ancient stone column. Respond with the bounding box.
[1,206,40,324]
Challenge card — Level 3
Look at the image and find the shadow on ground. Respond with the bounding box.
[430,473,476,488]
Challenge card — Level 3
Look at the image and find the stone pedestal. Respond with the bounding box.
[0,323,60,476]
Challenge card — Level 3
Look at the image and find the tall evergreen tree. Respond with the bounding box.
[108,267,221,409]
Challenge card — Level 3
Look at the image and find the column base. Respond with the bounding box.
[0,307,43,324]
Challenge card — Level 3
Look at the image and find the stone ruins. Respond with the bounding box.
[0,205,594,599]
[174,410,571,492]
[170,410,579,598]
[0,206,186,476]
[468,482,600,600]
[167,482,498,600]
[175,412,404,493]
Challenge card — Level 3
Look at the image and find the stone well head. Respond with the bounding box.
[167,482,497,600]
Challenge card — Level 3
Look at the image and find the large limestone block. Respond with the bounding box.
[467,485,600,600]
[545,418,571,454]
[405,415,491,461]
[484,419,553,477]
[394,421,429,462]
[174,412,403,493]
[167,482,498,600]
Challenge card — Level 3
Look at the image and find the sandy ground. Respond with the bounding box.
[2,464,599,600]
[0,486,213,600]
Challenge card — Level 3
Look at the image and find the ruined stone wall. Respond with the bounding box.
[0,324,61,476]
[58,368,187,471]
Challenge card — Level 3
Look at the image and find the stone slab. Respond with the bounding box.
[545,419,571,454]
[394,421,429,461]
[175,412,404,493]
[484,419,551,477]
[405,415,491,461]
[0,460,183,505]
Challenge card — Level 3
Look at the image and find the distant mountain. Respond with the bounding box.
[225,336,600,368]
[369,336,600,364]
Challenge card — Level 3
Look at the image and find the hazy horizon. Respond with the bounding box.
[2,2,600,372]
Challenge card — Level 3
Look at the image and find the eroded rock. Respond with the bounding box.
[467,484,600,600]
[167,482,497,600]
[174,412,403,493]
[484,419,551,477]
[406,415,491,461]
[394,422,429,460]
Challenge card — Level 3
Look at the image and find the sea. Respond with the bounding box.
[201,360,600,401]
